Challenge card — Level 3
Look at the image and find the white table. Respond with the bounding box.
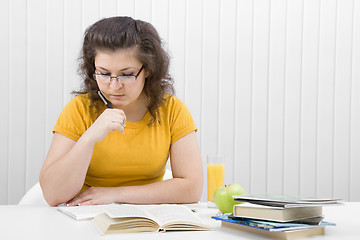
[1,202,359,240]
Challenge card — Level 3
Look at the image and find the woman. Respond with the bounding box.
[39,16,203,207]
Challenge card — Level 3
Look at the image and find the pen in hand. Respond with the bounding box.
[97,90,126,128]
[98,90,113,109]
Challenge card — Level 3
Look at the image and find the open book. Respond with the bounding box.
[57,203,120,220]
[92,204,213,234]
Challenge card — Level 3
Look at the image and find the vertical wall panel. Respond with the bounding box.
[82,0,99,33]
[8,0,27,203]
[350,0,360,201]
[168,0,186,101]
[283,0,303,196]
[117,0,135,17]
[234,0,253,193]
[299,0,320,197]
[184,0,204,199]
[201,0,220,159]
[0,0,10,204]
[333,0,353,200]
[100,0,117,18]
[135,0,151,22]
[267,0,287,195]
[218,0,237,185]
[45,0,64,157]
[151,0,169,47]
[316,0,337,199]
[1,0,359,204]
[63,0,82,105]
[26,0,46,190]
[250,0,270,193]
[183,2,203,132]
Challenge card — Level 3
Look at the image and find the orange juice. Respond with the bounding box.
[207,163,225,202]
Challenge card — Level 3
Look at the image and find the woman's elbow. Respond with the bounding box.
[39,179,73,207]
[184,177,203,203]
[39,182,59,207]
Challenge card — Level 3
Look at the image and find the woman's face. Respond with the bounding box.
[94,48,146,110]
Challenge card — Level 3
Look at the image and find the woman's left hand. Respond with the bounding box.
[67,187,118,206]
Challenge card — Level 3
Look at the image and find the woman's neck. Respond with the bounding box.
[120,93,149,122]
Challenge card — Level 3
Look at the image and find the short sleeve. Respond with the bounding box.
[52,95,91,141]
[168,96,197,144]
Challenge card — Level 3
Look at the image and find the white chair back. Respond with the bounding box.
[18,182,48,206]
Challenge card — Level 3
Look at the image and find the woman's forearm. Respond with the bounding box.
[117,177,203,204]
[68,174,203,206]
[40,135,96,206]
[41,109,127,206]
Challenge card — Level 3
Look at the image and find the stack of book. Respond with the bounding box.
[212,194,342,240]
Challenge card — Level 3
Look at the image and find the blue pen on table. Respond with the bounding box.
[97,90,125,128]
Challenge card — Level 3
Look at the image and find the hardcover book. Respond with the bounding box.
[212,215,334,240]
[233,203,323,222]
[233,194,342,208]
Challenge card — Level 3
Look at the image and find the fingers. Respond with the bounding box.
[75,200,94,206]
[111,121,125,133]
[68,187,114,206]
[110,108,126,127]
[83,108,127,144]
[103,109,126,133]
[69,198,94,206]
[68,188,96,206]
[67,192,87,206]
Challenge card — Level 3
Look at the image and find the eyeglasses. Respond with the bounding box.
[93,65,144,84]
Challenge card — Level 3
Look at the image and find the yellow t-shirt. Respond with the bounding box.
[53,94,197,192]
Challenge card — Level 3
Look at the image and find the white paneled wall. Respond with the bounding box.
[0,0,359,204]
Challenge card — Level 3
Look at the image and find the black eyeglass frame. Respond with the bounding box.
[93,65,144,83]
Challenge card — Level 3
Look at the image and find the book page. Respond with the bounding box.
[58,203,118,220]
[145,204,205,227]
[105,204,151,219]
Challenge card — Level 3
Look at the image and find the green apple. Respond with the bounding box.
[214,184,245,214]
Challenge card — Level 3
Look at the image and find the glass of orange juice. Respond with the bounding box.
[207,155,225,207]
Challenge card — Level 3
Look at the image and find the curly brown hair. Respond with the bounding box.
[74,16,174,124]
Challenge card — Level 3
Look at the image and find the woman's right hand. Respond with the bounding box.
[83,108,126,144]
